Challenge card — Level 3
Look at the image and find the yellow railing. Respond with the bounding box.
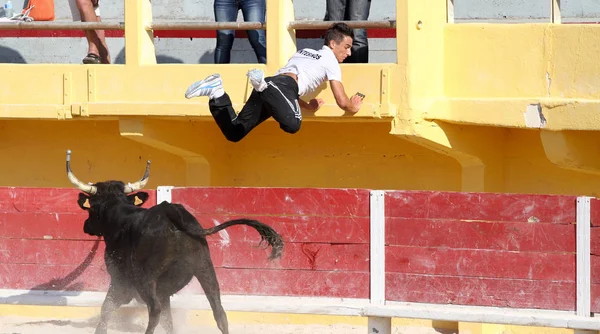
[0,0,403,121]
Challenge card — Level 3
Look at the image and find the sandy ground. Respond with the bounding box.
[0,314,456,334]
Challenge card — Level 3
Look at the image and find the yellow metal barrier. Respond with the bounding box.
[0,0,400,120]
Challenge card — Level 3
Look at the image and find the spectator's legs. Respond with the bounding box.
[240,0,266,64]
[214,0,238,64]
[324,0,346,22]
[346,0,371,63]
[75,0,110,64]
[325,0,371,63]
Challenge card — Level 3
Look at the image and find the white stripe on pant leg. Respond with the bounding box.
[294,99,302,120]
[267,81,298,118]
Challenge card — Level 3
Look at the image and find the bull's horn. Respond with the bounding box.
[123,160,151,194]
[65,150,97,195]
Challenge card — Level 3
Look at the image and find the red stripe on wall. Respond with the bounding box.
[0,28,396,38]
[385,191,577,223]
[215,268,369,298]
[208,240,369,272]
[0,187,156,214]
[386,272,576,311]
[171,187,370,217]
[385,245,575,281]
[194,214,369,244]
[386,218,575,252]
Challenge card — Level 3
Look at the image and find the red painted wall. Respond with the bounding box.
[0,186,596,312]
[170,187,371,299]
[384,191,580,311]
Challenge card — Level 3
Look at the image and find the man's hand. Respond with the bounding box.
[348,94,363,113]
[306,98,325,111]
[300,98,325,111]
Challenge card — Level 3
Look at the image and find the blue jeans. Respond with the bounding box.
[214,0,266,64]
[324,0,371,63]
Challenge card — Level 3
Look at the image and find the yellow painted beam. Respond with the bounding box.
[541,130,600,175]
[124,0,156,66]
[425,98,600,131]
[265,0,295,73]
[392,119,505,192]
[119,118,214,186]
[459,322,507,334]
[0,64,396,120]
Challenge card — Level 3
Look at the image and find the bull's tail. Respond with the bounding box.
[165,203,284,260]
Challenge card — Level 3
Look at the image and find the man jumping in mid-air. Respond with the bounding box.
[184,22,364,142]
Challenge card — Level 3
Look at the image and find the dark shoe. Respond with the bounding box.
[82,53,101,64]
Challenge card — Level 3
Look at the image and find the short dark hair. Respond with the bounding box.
[324,23,354,46]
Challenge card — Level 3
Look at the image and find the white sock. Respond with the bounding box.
[251,78,268,92]
[211,88,224,100]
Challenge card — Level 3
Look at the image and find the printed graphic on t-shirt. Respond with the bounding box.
[277,46,342,96]
[297,50,322,60]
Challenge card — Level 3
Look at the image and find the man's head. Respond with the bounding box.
[324,23,354,63]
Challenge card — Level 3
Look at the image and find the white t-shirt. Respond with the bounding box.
[275,45,342,96]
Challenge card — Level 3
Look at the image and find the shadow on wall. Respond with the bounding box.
[198,50,215,64]
[113,47,189,64]
[0,238,101,305]
[0,46,27,63]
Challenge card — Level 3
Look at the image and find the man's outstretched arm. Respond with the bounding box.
[329,80,362,113]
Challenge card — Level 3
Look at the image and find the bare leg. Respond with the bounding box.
[75,0,111,64]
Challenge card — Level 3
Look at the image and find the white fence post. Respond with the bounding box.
[156,186,173,204]
[576,196,592,318]
[369,190,391,334]
[574,196,596,334]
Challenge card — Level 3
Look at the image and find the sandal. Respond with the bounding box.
[82,53,101,64]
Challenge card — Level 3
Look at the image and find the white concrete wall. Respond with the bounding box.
[452,0,600,22]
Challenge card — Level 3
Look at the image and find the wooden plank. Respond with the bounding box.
[385,191,576,223]
[212,268,369,298]
[2,212,111,240]
[589,198,600,227]
[172,187,370,217]
[0,187,156,214]
[194,214,369,244]
[0,188,81,213]
[386,272,576,311]
[385,245,575,281]
[0,263,109,291]
[386,218,575,252]
[10,239,104,266]
[588,228,600,254]
[588,255,600,285]
[151,21,264,30]
[588,283,600,312]
[208,241,369,272]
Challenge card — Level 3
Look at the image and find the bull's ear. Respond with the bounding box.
[77,193,91,210]
[127,191,150,206]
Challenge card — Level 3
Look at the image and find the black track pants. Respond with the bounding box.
[208,75,302,142]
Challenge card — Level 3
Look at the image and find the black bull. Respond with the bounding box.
[65,150,284,334]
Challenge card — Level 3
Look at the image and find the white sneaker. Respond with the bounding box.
[247,68,268,92]
[185,74,224,99]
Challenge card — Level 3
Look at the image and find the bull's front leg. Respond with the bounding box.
[95,283,133,334]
